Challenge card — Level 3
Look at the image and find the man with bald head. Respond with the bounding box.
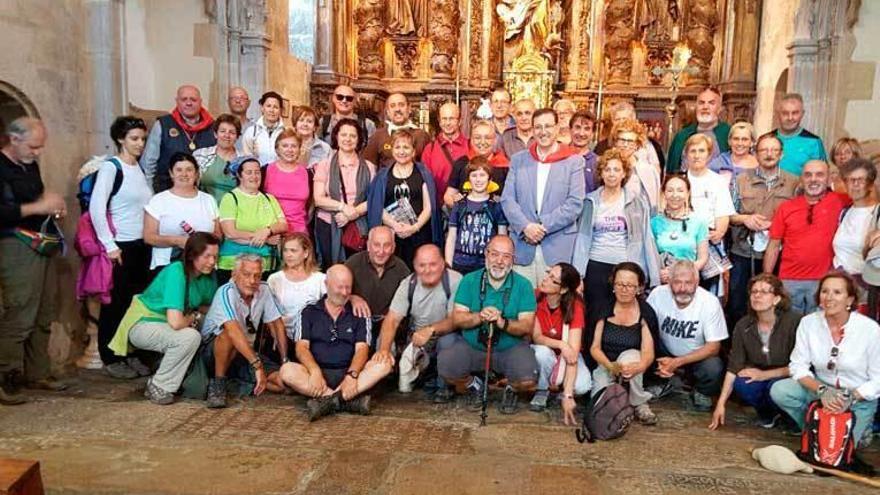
[319,84,376,147]
[553,98,577,145]
[345,226,411,334]
[440,235,538,414]
[0,117,67,404]
[226,86,252,128]
[372,244,463,400]
[764,160,850,314]
[500,98,536,159]
[280,264,390,420]
[141,84,216,191]
[363,92,429,168]
[667,86,731,173]
[422,102,469,198]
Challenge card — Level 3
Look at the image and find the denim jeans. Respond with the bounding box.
[782,279,818,315]
[770,378,878,447]
[733,376,782,420]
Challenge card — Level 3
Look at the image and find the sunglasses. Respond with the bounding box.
[827,346,839,371]
[335,94,355,102]
[807,204,815,225]
[245,316,257,335]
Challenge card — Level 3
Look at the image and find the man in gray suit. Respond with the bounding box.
[501,108,586,287]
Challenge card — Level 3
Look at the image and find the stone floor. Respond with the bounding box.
[0,370,877,494]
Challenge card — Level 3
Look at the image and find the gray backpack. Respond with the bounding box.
[576,382,635,442]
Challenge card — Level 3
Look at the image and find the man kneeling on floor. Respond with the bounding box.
[201,253,288,408]
[280,264,391,421]
[370,244,462,402]
[439,235,538,414]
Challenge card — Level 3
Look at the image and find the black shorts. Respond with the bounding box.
[321,367,348,389]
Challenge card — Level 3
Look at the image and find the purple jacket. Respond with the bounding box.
[75,212,114,304]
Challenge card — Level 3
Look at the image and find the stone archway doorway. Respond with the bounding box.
[0,81,39,145]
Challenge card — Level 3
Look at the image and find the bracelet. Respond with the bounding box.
[563,393,574,400]
[249,358,263,370]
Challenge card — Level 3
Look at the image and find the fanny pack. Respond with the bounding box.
[3,217,65,257]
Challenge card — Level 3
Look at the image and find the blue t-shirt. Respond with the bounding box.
[449,198,508,271]
[650,213,709,262]
[776,129,826,176]
[300,297,369,369]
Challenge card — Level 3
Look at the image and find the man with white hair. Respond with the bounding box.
[141,85,216,191]
[552,98,577,145]
[0,117,67,404]
[647,259,728,412]
[200,254,288,408]
[666,86,731,173]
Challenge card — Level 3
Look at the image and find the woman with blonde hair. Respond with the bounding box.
[830,137,863,192]
[709,122,758,181]
[267,233,326,343]
[611,118,661,212]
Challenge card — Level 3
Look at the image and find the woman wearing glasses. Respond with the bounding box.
[589,262,659,425]
[572,149,660,321]
[770,271,880,446]
[708,122,758,180]
[709,274,800,431]
[611,118,661,213]
[651,174,709,284]
[833,159,878,314]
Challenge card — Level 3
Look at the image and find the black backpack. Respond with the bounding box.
[395,271,452,352]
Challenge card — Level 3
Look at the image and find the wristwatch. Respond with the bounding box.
[346,369,359,379]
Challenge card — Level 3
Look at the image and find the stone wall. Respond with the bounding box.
[0,0,92,372]
[753,0,800,134]
[266,0,312,110]
[844,1,880,142]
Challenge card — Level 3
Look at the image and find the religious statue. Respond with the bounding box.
[496,0,551,57]
[429,0,460,79]
[685,0,718,85]
[604,0,637,85]
[355,0,387,78]
[387,0,428,37]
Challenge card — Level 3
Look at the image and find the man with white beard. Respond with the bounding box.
[666,87,732,174]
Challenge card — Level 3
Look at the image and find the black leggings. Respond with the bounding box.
[98,240,151,364]
[583,259,616,324]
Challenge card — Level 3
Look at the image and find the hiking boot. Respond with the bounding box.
[691,391,713,412]
[307,393,340,421]
[127,357,152,377]
[105,361,138,380]
[529,389,550,412]
[206,377,228,409]
[25,378,68,392]
[635,403,658,425]
[466,376,484,412]
[432,386,453,404]
[498,385,519,415]
[752,413,781,430]
[0,382,26,406]
[144,380,174,406]
[342,394,371,416]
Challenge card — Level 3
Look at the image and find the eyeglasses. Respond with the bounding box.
[807,204,815,225]
[845,177,869,185]
[827,346,839,371]
[616,137,638,145]
[614,282,639,292]
[487,249,514,262]
[335,94,355,102]
[245,316,257,335]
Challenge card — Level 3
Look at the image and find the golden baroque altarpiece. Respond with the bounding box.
[311,0,761,139]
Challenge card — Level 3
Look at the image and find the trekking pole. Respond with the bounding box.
[479,322,495,427]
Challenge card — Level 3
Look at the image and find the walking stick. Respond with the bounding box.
[479,322,495,427]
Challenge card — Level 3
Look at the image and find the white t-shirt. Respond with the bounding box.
[267,271,327,340]
[144,190,219,269]
[687,169,735,229]
[536,161,552,213]
[647,285,728,357]
[833,205,876,275]
[89,159,153,252]
[589,193,628,264]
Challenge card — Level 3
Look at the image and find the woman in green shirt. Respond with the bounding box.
[109,232,220,405]
[217,156,288,285]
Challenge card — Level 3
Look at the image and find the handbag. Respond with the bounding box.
[337,166,366,251]
[701,242,733,279]
[11,216,65,257]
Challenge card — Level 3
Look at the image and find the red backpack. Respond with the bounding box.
[798,400,857,471]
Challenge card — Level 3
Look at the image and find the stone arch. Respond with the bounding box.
[768,68,788,130]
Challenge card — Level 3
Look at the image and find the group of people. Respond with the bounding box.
[0,82,878,450]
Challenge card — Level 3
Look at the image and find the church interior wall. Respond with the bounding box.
[753,0,800,135]
[124,0,216,114]
[844,1,880,146]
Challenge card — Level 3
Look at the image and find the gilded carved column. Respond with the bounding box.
[429,0,459,81]
[355,0,386,80]
[685,0,718,86]
[604,0,637,86]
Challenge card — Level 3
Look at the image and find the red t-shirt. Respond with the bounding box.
[768,192,850,280]
[535,293,585,343]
